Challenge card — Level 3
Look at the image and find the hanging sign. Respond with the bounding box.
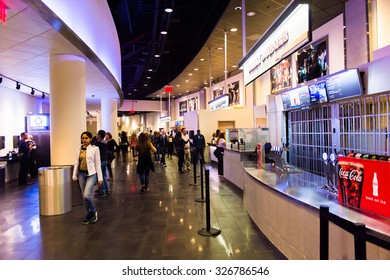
[165,85,173,93]
[0,1,7,25]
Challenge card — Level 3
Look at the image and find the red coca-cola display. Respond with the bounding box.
[338,155,390,218]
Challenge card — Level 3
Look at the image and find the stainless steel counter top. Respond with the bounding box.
[244,166,390,236]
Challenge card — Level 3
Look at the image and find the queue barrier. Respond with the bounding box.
[319,205,390,259]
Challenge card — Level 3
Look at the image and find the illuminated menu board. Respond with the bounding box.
[281,86,310,110]
[309,81,328,105]
[325,69,363,101]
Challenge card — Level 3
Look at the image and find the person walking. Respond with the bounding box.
[130,132,138,161]
[119,131,129,161]
[214,132,226,176]
[72,131,102,225]
[193,129,206,163]
[174,131,185,173]
[158,128,168,167]
[136,132,156,192]
[167,131,174,159]
[94,130,110,197]
[105,132,118,181]
[181,127,191,171]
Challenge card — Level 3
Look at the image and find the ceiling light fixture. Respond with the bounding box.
[247,11,256,17]
[194,68,199,71]
[16,82,21,90]
[165,8,173,13]
[154,54,160,58]
[161,31,167,35]
[217,47,224,50]
[41,92,45,99]
[0,77,2,84]
[230,27,238,32]
[30,88,35,95]
[148,69,153,72]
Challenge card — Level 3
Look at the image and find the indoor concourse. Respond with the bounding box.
[0,153,286,260]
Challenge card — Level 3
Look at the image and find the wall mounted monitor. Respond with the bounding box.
[309,81,328,105]
[25,114,50,132]
[325,68,363,101]
[281,85,310,110]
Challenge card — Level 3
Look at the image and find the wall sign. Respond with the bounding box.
[240,3,310,85]
[208,94,229,112]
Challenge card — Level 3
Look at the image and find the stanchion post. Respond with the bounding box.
[198,168,221,236]
[354,223,367,260]
[319,205,329,260]
[189,150,199,186]
[195,160,205,203]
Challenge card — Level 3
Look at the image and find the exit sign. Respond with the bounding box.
[0,1,6,25]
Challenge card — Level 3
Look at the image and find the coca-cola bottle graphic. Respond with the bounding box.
[372,172,379,197]
[338,161,364,208]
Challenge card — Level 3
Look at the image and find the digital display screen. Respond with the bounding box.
[281,86,310,110]
[325,69,363,101]
[26,114,50,132]
[309,81,328,105]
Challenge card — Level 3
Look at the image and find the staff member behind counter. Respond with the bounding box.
[213,132,226,176]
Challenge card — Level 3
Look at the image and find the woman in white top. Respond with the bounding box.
[215,132,226,175]
[72,131,103,225]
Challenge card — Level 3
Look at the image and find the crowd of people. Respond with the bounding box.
[18,126,224,225]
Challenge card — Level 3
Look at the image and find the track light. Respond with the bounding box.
[30,88,35,95]
[16,82,21,90]
[0,77,2,84]
[41,92,45,99]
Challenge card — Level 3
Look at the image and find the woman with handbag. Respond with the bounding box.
[136,132,157,192]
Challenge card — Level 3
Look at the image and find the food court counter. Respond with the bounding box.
[221,148,390,259]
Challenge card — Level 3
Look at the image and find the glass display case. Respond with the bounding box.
[226,128,269,151]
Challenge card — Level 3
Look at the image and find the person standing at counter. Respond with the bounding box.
[214,132,226,176]
[72,131,102,225]
[18,132,30,185]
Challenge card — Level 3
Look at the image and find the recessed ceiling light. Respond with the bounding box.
[157,94,160,97]
[188,73,193,76]
[133,89,137,91]
[194,68,199,71]
[217,47,224,50]
[234,6,242,11]
[230,27,238,32]
[154,54,160,58]
[144,83,148,86]
[165,8,173,13]
[232,65,237,68]
[247,11,256,17]
[161,31,167,35]
[176,84,180,87]
[147,76,151,79]
[200,58,205,61]
[148,69,153,72]
[185,80,189,83]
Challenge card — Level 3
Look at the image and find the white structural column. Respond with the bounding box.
[50,54,86,165]
[101,98,119,142]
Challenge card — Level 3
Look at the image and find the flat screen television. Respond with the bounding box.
[25,114,50,132]
[281,86,310,110]
[325,68,363,101]
[309,81,328,105]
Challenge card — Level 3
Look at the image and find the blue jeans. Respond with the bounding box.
[100,160,110,194]
[138,168,150,187]
[77,171,97,215]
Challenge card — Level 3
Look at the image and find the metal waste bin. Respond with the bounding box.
[38,166,73,216]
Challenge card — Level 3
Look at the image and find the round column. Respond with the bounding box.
[101,98,119,142]
[50,54,86,165]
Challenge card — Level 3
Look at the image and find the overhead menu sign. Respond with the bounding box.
[240,3,310,85]
[208,94,229,112]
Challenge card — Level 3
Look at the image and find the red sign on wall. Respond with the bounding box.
[0,1,7,25]
[338,156,390,219]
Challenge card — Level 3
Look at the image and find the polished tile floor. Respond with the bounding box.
[0,151,286,260]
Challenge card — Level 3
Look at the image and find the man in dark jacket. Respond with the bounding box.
[94,130,110,196]
[193,129,206,163]
[18,132,30,185]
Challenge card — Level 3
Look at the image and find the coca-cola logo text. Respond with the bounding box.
[339,168,363,182]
